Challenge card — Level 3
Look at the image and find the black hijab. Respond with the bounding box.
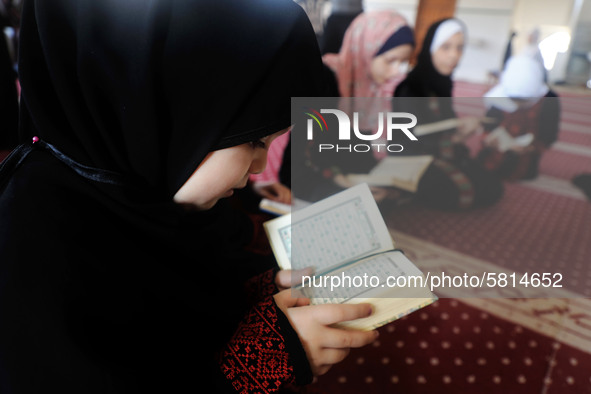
[1,0,324,392]
[394,18,463,98]
[17,0,324,197]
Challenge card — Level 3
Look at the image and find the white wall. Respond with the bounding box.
[510,0,575,65]
[564,0,591,85]
[454,0,516,83]
[363,0,417,23]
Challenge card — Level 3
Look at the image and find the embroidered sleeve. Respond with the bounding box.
[219,296,312,393]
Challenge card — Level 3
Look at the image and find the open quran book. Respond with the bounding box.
[264,183,437,331]
[411,116,496,137]
[484,127,534,152]
[259,198,292,216]
[412,118,462,136]
[345,155,433,192]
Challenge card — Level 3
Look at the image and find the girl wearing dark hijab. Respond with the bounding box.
[0,0,378,393]
[394,18,503,210]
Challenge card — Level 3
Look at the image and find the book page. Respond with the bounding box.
[298,250,428,301]
[259,198,291,216]
[412,117,495,138]
[346,155,433,192]
[485,127,535,152]
[259,197,311,216]
[294,250,437,330]
[412,118,460,137]
[264,184,393,271]
[485,127,514,152]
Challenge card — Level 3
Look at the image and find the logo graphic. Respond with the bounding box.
[304,108,328,134]
[305,108,418,153]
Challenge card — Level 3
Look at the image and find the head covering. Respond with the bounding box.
[322,10,412,98]
[484,55,549,112]
[330,0,363,14]
[17,0,324,198]
[375,25,415,57]
[394,18,466,98]
[429,18,465,53]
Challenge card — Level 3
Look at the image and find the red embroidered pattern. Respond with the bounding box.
[244,269,278,305]
[220,296,295,393]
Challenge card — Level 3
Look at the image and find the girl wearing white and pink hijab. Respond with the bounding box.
[323,10,415,98]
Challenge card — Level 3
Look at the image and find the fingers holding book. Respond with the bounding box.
[275,291,379,376]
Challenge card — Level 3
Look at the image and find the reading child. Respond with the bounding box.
[477,55,560,181]
[0,0,378,392]
[394,18,504,210]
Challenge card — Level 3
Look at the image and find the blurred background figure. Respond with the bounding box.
[320,0,363,55]
[301,10,415,201]
[323,10,414,98]
[478,55,560,181]
[270,10,415,204]
[395,18,465,98]
[522,28,544,66]
[521,27,547,82]
[502,30,517,71]
[394,18,504,211]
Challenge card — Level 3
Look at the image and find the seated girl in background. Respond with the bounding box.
[0,0,378,393]
[323,10,414,98]
[394,18,504,211]
[293,10,415,202]
[477,55,560,181]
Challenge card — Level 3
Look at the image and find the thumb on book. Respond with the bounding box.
[276,267,315,290]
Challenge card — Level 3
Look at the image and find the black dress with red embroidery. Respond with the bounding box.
[217,268,313,393]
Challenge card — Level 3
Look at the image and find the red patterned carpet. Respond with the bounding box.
[308,81,591,394]
[310,299,591,394]
[385,183,591,296]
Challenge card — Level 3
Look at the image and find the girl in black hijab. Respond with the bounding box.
[0,0,378,393]
[394,18,503,210]
[395,18,464,98]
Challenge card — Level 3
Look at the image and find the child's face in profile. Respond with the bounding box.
[173,127,289,210]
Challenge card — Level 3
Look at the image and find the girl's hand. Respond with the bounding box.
[482,135,500,149]
[275,268,315,291]
[274,290,379,376]
[453,116,482,143]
